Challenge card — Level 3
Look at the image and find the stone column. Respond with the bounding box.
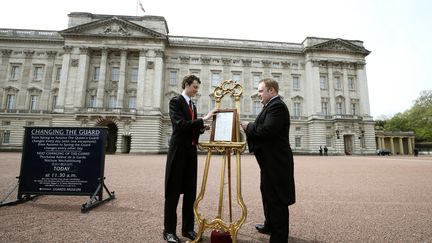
[304,59,321,115]
[343,65,350,114]
[152,49,164,110]
[390,137,395,154]
[96,48,108,108]
[42,51,57,110]
[398,137,404,155]
[0,50,13,108]
[377,136,381,149]
[408,137,413,154]
[56,46,72,112]
[136,49,147,114]
[357,63,371,115]
[74,47,90,110]
[328,65,335,115]
[116,49,128,109]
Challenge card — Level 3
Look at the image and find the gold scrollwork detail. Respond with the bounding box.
[213,79,243,102]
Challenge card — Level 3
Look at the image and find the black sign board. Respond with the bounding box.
[18,126,107,196]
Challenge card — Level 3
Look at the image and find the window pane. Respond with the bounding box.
[89,95,96,108]
[109,96,117,108]
[56,67,62,81]
[295,137,301,148]
[253,74,261,87]
[293,77,299,90]
[10,65,21,80]
[93,67,100,80]
[34,67,43,81]
[111,67,119,81]
[170,70,177,85]
[52,95,57,109]
[131,68,138,82]
[30,95,38,110]
[320,75,327,90]
[253,101,261,115]
[211,73,220,86]
[6,95,15,110]
[129,96,136,109]
[2,131,11,144]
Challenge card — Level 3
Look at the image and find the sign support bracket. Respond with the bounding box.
[81,177,115,213]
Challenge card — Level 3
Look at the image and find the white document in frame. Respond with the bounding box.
[214,112,234,141]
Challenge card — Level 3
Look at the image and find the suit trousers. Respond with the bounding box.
[261,171,289,243]
[164,146,197,234]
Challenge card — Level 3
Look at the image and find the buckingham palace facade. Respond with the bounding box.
[0,12,376,154]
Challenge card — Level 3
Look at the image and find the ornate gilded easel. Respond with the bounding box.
[189,80,247,243]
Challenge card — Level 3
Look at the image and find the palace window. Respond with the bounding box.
[351,103,358,115]
[232,72,241,82]
[111,67,120,81]
[30,95,39,110]
[348,76,356,90]
[321,101,329,115]
[334,76,342,90]
[6,95,15,110]
[93,67,100,81]
[295,137,302,148]
[293,102,301,116]
[253,100,261,115]
[130,68,138,83]
[109,96,117,108]
[52,95,58,110]
[252,73,261,88]
[55,67,62,81]
[169,70,178,86]
[33,66,44,81]
[293,76,300,90]
[1,131,11,144]
[128,96,136,109]
[336,102,343,115]
[320,75,328,90]
[89,95,96,108]
[211,72,221,87]
[9,65,21,81]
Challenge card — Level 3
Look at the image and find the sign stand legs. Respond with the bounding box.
[81,177,115,213]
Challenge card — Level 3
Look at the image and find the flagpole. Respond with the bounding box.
[135,0,138,16]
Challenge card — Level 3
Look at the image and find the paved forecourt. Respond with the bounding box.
[1,153,432,242]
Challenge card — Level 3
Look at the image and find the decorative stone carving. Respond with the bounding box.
[4,86,19,92]
[155,49,164,57]
[1,49,13,57]
[46,51,57,58]
[102,23,130,36]
[242,59,251,66]
[281,61,290,68]
[70,59,79,67]
[24,50,35,57]
[180,56,190,64]
[147,61,154,69]
[63,46,73,53]
[262,60,271,67]
[79,47,90,55]
[221,58,232,65]
[201,56,211,65]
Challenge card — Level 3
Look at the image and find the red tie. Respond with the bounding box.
[188,100,195,120]
[189,100,198,145]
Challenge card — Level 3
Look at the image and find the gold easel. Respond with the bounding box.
[189,80,247,243]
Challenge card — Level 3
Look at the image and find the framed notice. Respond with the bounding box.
[210,109,237,142]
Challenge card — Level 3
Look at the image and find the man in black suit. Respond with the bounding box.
[163,75,214,243]
[241,78,296,243]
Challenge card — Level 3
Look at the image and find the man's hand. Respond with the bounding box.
[202,108,217,121]
[240,121,249,131]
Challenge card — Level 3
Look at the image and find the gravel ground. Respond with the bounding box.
[1,152,432,243]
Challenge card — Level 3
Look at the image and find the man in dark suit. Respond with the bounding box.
[241,78,296,243]
[163,75,214,243]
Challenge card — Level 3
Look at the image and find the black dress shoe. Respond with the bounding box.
[182,230,202,241]
[255,224,271,235]
[163,230,182,243]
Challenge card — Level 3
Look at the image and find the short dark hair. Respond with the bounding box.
[181,75,201,89]
[259,78,279,93]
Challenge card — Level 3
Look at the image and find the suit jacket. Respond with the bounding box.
[165,95,205,197]
[244,96,296,205]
